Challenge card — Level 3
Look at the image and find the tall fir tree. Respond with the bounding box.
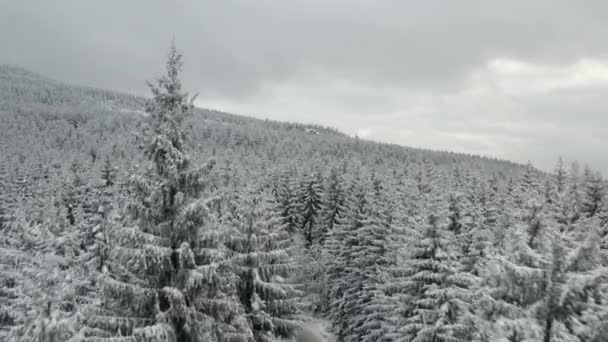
[85,45,247,342]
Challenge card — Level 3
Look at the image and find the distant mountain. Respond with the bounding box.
[0,64,523,177]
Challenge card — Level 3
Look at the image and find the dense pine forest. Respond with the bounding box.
[1,48,607,342]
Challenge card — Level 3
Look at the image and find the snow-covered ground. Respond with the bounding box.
[301,318,334,342]
[278,318,334,342]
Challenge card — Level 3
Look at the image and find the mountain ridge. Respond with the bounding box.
[0,64,526,172]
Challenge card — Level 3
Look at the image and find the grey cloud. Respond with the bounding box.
[4,1,608,96]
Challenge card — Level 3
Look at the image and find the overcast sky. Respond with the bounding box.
[2,1,607,175]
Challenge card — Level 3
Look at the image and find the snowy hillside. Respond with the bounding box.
[1,51,607,342]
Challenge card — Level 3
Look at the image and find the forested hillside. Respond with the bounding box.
[1,49,607,342]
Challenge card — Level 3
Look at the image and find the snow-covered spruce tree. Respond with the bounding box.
[60,169,109,266]
[543,179,556,206]
[479,178,500,238]
[477,221,547,341]
[549,181,581,233]
[447,193,465,235]
[370,170,384,200]
[69,156,119,281]
[195,191,253,342]
[446,192,477,268]
[226,194,301,342]
[320,167,345,242]
[7,301,81,342]
[298,171,323,247]
[551,191,575,236]
[324,177,368,342]
[505,177,515,198]
[396,212,476,342]
[414,160,435,194]
[540,238,567,342]
[520,162,539,195]
[547,222,608,342]
[491,204,515,254]
[554,233,604,341]
[269,173,283,204]
[479,204,608,342]
[70,181,117,326]
[522,201,547,250]
[86,45,245,342]
[0,211,32,338]
[581,167,604,218]
[350,190,401,342]
[2,204,89,342]
[567,162,583,223]
[274,172,301,234]
[294,168,343,314]
[554,157,568,195]
[0,159,9,231]
[600,207,608,253]
[460,191,494,277]
[101,156,117,188]
[61,171,83,227]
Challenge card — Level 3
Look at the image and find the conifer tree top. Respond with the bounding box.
[144,43,197,179]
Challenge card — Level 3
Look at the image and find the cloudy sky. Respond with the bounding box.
[2,1,607,174]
